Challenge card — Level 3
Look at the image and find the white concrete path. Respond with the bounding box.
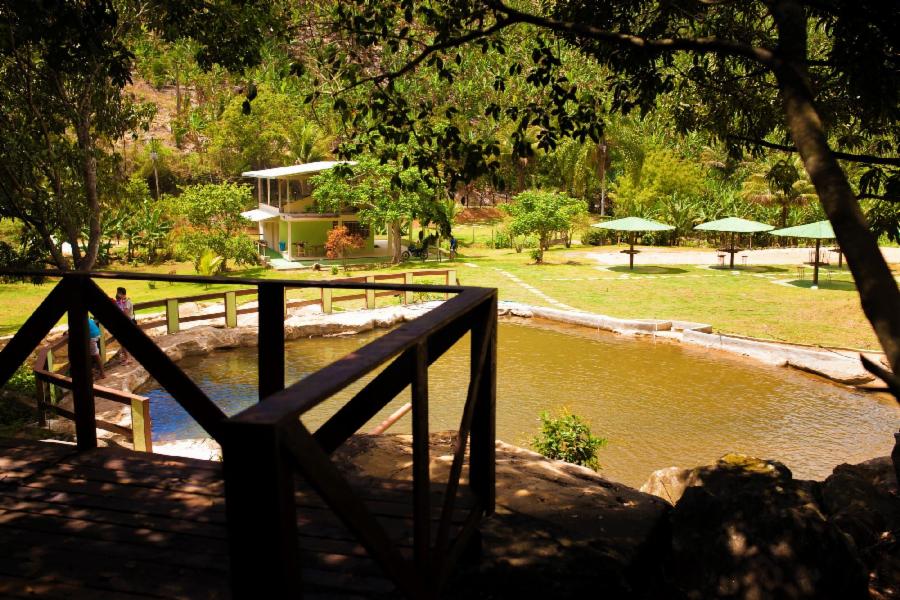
[491,267,575,310]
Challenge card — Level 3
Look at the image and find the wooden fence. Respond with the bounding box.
[134,269,457,335]
[0,270,495,598]
[32,323,153,453]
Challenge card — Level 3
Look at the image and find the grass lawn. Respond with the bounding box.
[1,240,894,351]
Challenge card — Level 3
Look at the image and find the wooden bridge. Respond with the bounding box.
[0,271,497,598]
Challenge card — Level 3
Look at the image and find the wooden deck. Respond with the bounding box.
[0,438,473,599]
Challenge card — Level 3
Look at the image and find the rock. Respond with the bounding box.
[641,465,693,505]
[820,456,900,598]
[661,453,869,600]
[153,437,222,461]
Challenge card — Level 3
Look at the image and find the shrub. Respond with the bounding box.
[580,228,606,246]
[2,364,36,398]
[529,248,543,263]
[532,410,607,470]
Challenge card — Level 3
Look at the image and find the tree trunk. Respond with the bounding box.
[773,0,900,373]
[390,220,402,263]
[74,116,101,271]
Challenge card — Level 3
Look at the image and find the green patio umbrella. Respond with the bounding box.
[769,220,836,288]
[592,217,675,269]
[694,217,774,269]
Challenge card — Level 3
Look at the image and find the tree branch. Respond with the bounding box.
[729,135,900,167]
[339,17,515,92]
[488,1,775,65]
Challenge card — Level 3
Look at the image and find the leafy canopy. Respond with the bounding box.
[504,190,586,262]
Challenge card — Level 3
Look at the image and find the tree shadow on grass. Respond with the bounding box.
[786,279,858,292]
[707,265,788,274]
[607,265,689,275]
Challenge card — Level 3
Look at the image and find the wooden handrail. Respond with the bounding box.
[0,269,493,598]
[32,331,154,452]
[231,288,493,427]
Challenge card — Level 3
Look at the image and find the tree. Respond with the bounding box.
[325,225,364,269]
[741,158,817,230]
[0,0,150,270]
[315,0,900,378]
[311,157,437,263]
[209,86,330,174]
[504,190,586,263]
[175,183,256,271]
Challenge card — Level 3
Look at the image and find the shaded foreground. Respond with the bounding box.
[0,437,474,599]
[1,433,896,599]
[341,434,898,600]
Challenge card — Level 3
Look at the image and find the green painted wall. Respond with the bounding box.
[278,221,287,252]
[278,218,376,254]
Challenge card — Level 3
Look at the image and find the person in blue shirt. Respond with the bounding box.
[449,234,458,258]
[87,316,105,379]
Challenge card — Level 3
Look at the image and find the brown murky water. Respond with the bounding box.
[142,320,900,487]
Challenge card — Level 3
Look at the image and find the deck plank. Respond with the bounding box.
[0,439,477,598]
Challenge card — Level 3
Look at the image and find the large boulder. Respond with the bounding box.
[660,454,868,600]
[820,456,900,599]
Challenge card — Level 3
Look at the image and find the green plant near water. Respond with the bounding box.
[2,364,35,398]
[532,410,607,471]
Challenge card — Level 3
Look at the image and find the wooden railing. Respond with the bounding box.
[0,270,496,599]
[133,269,457,334]
[32,321,153,452]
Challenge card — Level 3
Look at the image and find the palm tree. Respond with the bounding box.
[741,158,817,231]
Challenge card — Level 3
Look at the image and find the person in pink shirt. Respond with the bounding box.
[115,287,135,364]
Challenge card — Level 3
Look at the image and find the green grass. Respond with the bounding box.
[0,244,894,351]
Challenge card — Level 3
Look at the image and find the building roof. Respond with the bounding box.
[240,208,279,222]
[241,161,357,179]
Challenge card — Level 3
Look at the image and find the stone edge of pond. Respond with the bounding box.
[497,300,881,387]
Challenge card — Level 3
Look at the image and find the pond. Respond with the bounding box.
[139,320,900,487]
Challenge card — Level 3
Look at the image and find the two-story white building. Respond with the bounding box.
[240,161,388,263]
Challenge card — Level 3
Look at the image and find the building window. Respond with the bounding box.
[334,221,370,239]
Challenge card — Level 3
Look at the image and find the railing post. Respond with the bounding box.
[445,269,457,300]
[131,398,153,453]
[46,348,59,404]
[223,422,300,598]
[67,276,97,450]
[165,298,179,334]
[321,287,333,314]
[225,291,237,328]
[98,324,107,364]
[403,272,414,305]
[258,283,285,401]
[410,342,431,577]
[34,375,46,427]
[469,295,497,514]
[365,275,375,309]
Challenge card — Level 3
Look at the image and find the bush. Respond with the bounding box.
[580,228,606,246]
[2,364,36,398]
[529,248,543,263]
[532,410,607,470]
[492,230,513,249]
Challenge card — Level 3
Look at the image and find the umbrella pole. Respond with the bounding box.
[813,239,820,287]
[729,231,735,269]
[630,234,635,270]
